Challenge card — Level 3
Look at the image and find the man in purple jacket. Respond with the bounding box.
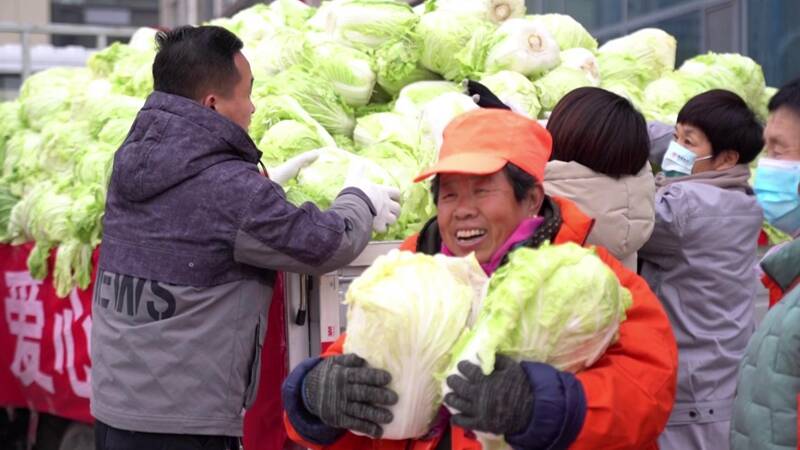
[91,25,400,450]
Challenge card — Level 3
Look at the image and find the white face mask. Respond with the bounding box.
[661,141,712,177]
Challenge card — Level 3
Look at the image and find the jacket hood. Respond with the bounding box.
[648,121,674,169]
[761,238,800,292]
[111,91,261,202]
[544,160,656,264]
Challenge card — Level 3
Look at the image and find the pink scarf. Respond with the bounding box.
[441,217,544,275]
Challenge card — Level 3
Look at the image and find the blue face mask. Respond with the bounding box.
[754,158,800,236]
[661,141,712,177]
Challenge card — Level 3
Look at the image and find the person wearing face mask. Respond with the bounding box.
[729,78,800,450]
[753,77,800,307]
[638,89,765,450]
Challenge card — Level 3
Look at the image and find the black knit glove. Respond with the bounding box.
[302,354,398,438]
[444,355,534,435]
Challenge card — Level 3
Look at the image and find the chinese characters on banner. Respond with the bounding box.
[0,244,290,448]
[6,271,54,394]
[0,244,94,424]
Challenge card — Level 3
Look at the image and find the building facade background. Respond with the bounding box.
[1,0,159,46]
[0,1,51,45]
[1,1,798,91]
[50,0,159,47]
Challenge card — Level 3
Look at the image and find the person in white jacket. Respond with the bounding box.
[543,87,655,271]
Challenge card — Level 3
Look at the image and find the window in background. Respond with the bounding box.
[648,11,701,67]
[628,0,696,18]
[560,0,623,30]
[0,75,22,101]
[50,0,158,47]
[747,0,800,86]
[526,0,623,29]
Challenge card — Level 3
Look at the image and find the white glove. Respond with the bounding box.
[268,150,320,186]
[344,161,401,233]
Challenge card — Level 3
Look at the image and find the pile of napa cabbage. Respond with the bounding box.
[0,0,773,297]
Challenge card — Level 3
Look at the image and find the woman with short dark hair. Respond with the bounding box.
[544,87,655,270]
[638,89,765,450]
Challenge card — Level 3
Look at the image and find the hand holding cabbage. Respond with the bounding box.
[337,243,630,443]
[443,243,632,449]
[343,250,488,439]
[302,354,399,438]
[444,356,533,437]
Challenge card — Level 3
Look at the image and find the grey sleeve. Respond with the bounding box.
[639,185,687,262]
[648,121,674,170]
[233,184,375,276]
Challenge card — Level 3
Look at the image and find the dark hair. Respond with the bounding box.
[677,89,764,164]
[153,25,244,101]
[430,163,537,205]
[547,87,649,178]
[768,77,800,116]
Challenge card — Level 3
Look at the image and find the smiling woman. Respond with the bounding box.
[411,108,551,267]
[280,107,679,450]
[430,164,541,264]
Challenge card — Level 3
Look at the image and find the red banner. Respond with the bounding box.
[0,243,95,424]
[0,244,289,448]
[244,273,289,450]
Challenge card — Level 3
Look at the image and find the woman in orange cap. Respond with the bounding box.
[282,109,678,450]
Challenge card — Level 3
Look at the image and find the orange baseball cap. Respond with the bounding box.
[414,108,553,183]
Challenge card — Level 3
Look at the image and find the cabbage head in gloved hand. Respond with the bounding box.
[444,242,632,450]
[344,250,488,440]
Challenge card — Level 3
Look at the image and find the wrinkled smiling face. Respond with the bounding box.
[436,171,536,263]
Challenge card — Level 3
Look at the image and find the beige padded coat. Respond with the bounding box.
[544,160,656,270]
